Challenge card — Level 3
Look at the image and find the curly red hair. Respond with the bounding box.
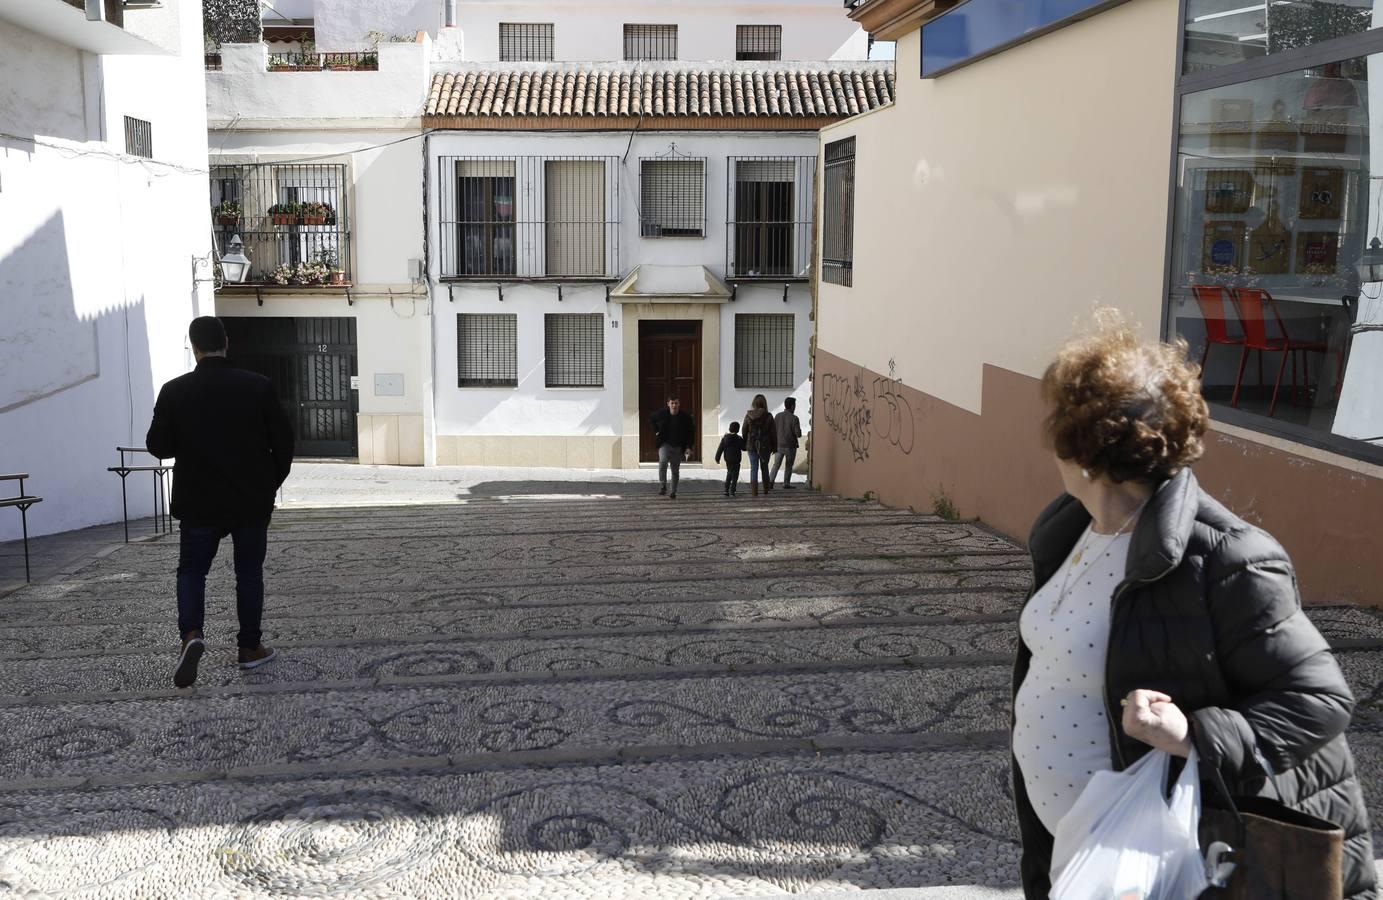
[1041,310,1208,484]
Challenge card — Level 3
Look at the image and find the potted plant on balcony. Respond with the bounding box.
[268,202,301,226]
[271,263,295,285]
[214,199,241,226]
[300,201,332,226]
[317,248,346,284]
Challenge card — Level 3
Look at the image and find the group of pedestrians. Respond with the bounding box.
[650,393,801,498]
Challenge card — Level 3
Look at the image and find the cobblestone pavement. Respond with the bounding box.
[2,477,1382,898]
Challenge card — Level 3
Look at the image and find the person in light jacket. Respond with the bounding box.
[1013,312,1374,899]
[769,396,802,489]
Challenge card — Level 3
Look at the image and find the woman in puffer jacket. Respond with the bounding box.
[1012,312,1375,899]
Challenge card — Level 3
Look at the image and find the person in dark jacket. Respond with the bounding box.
[1014,313,1374,899]
[146,317,294,688]
[742,394,777,497]
[650,395,695,499]
[715,421,745,497]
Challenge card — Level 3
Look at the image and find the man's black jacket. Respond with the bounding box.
[651,407,696,450]
[146,357,294,528]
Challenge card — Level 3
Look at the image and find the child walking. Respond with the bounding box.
[715,421,746,497]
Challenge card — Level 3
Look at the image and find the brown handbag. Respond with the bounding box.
[1197,767,1345,900]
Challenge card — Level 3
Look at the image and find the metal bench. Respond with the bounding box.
[107,448,172,543]
[0,474,43,582]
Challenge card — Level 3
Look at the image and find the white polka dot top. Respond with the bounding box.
[1013,525,1132,836]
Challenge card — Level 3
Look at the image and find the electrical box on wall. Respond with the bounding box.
[374,373,405,396]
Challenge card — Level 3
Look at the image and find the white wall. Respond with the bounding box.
[426,129,816,442]
[0,6,213,542]
[312,0,866,60]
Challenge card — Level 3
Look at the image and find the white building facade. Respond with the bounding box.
[0,0,214,541]
[204,0,891,468]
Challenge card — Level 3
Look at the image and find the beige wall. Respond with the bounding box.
[817,0,1181,413]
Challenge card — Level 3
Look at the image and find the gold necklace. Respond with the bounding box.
[1052,502,1146,612]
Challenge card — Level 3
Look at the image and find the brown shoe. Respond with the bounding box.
[238,645,278,670]
[173,631,205,688]
[751,484,759,497]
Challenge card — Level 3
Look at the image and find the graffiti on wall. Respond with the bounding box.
[821,359,916,461]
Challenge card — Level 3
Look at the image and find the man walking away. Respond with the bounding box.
[715,421,745,497]
[770,396,803,489]
[650,395,695,499]
[146,316,294,688]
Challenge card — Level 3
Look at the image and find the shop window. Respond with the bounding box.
[735,314,794,389]
[545,313,604,388]
[640,158,706,237]
[736,25,781,61]
[823,137,856,287]
[1183,1,1378,73]
[624,24,677,60]
[1169,51,1382,462]
[499,23,554,61]
[456,314,518,387]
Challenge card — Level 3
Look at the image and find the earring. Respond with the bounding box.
[1081,468,1091,480]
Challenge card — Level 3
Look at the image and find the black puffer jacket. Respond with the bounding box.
[1013,468,1375,899]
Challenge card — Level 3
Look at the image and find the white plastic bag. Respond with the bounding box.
[1049,748,1210,900]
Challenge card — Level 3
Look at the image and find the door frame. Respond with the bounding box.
[618,301,725,468]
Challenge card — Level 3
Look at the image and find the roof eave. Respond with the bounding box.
[848,0,960,41]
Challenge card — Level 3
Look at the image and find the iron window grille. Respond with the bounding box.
[736,25,782,61]
[545,313,604,387]
[208,163,351,285]
[734,314,795,389]
[457,313,519,387]
[438,156,621,279]
[124,116,152,158]
[499,23,555,61]
[823,137,856,287]
[624,24,677,60]
[640,155,706,238]
[726,156,816,279]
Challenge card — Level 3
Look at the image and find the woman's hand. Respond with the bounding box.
[1121,689,1192,757]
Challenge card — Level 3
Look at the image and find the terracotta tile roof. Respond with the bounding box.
[424,63,894,120]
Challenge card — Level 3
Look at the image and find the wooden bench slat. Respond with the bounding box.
[0,474,30,482]
[0,497,41,507]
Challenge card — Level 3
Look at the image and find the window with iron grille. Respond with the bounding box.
[456,314,519,387]
[124,116,152,158]
[454,160,517,276]
[728,157,815,278]
[736,25,782,61]
[623,24,677,60]
[499,22,554,61]
[734,314,794,389]
[823,137,856,287]
[640,158,705,238]
[545,314,604,388]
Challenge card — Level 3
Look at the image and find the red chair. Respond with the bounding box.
[1229,288,1341,416]
[1191,285,1242,372]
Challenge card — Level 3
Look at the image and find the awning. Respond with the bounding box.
[608,265,733,303]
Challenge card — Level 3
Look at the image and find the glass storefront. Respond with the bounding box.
[1169,46,1383,458]
[1184,0,1377,72]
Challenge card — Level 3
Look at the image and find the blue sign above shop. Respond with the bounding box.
[921,0,1121,77]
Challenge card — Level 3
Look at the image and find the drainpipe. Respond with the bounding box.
[444,0,456,27]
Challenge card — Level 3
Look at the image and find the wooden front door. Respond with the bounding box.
[639,320,701,463]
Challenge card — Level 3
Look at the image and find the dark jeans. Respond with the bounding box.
[747,450,771,487]
[176,518,269,648]
[724,461,740,493]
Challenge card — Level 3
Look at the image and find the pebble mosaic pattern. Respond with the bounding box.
[2,489,1381,898]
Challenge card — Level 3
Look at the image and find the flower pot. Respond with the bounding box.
[271,214,296,225]
[330,270,346,285]
[301,215,327,226]
[216,215,239,226]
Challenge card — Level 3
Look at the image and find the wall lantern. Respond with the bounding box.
[1357,237,1383,284]
[220,235,252,284]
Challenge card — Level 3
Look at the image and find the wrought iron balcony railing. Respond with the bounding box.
[437,156,622,280]
[725,156,817,280]
[210,163,352,287]
[265,51,379,71]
